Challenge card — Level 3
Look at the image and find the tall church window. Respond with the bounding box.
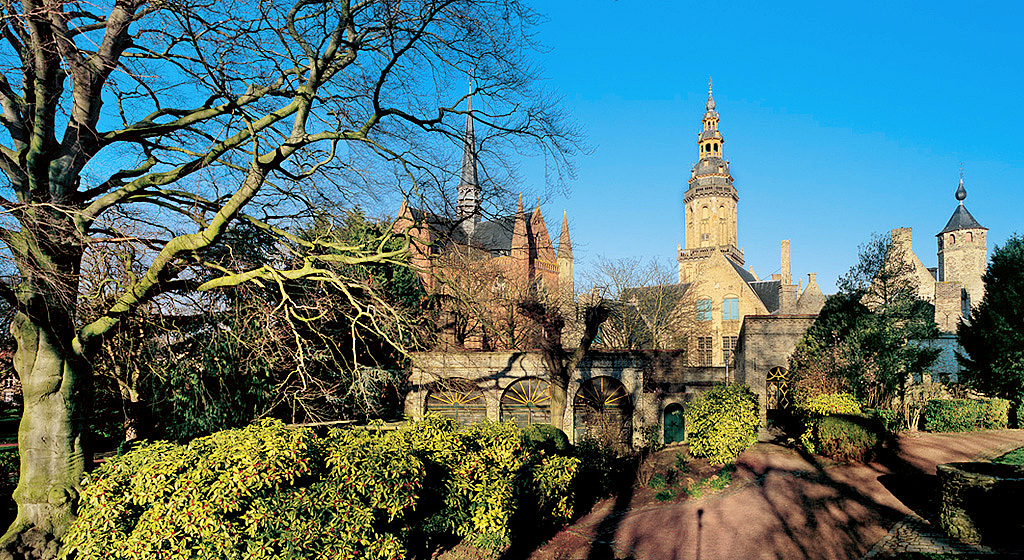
[697,337,713,366]
[966,232,973,242]
[722,336,738,363]
[697,299,712,321]
[722,297,739,321]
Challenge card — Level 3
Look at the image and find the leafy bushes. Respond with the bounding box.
[803,415,882,463]
[923,398,1010,432]
[62,417,580,560]
[684,384,759,465]
[796,392,862,417]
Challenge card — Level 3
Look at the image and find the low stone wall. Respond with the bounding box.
[938,461,1024,546]
[406,350,724,446]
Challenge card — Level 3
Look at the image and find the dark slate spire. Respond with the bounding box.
[705,78,716,112]
[456,92,481,227]
[939,174,986,234]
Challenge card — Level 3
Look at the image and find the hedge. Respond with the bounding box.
[684,384,759,465]
[803,414,883,463]
[61,417,580,560]
[923,398,1010,432]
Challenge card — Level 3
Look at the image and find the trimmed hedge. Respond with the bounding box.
[924,398,1010,432]
[62,417,580,560]
[684,384,759,465]
[804,414,882,463]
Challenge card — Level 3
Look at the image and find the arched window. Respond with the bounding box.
[574,376,632,449]
[966,232,973,243]
[425,378,486,425]
[949,234,956,245]
[713,143,719,153]
[500,377,550,426]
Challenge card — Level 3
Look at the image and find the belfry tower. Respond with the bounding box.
[678,80,742,282]
[936,173,987,311]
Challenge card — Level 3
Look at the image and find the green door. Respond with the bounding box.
[664,404,685,444]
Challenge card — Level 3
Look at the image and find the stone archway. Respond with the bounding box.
[573,376,632,449]
[500,377,551,426]
[425,377,486,425]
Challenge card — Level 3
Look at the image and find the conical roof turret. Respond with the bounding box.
[939,174,986,235]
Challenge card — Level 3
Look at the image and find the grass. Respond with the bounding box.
[992,445,1024,466]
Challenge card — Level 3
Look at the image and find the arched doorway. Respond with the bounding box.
[425,378,486,425]
[663,403,685,444]
[573,376,632,449]
[500,377,551,426]
[766,366,793,431]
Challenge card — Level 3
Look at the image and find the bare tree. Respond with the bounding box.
[584,256,704,351]
[0,0,578,551]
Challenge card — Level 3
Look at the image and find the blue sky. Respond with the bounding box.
[524,0,1023,292]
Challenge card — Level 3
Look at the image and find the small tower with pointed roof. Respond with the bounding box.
[679,79,742,282]
[456,93,481,239]
[936,172,988,310]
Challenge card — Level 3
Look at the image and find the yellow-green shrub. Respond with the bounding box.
[684,384,760,465]
[796,392,862,416]
[62,417,580,560]
[803,414,882,463]
[924,398,1010,432]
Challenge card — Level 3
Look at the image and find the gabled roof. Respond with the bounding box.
[406,206,515,253]
[938,204,986,235]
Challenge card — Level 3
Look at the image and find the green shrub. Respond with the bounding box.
[806,414,881,463]
[982,398,1010,429]
[924,398,1010,432]
[62,417,580,560]
[796,392,862,416]
[1015,401,1024,429]
[521,424,570,456]
[684,384,759,465]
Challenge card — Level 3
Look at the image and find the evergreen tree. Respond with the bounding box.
[957,234,1024,402]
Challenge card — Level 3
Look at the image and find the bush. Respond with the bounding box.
[521,424,570,456]
[684,384,759,465]
[62,417,580,560]
[796,392,862,416]
[865,408,899,434]
[1015,401,1024,429]
[924,398,1010,432]
[805,414,882,463]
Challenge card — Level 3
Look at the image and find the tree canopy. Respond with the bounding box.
[957,233,1024,403]
[790,232,939,419]
[0,0,578,552]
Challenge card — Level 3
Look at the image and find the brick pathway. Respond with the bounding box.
[529,430,1024,560]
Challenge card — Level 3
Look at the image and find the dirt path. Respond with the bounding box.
[529,430,1024,560]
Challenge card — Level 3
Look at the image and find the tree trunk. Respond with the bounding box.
[1,314,86,559]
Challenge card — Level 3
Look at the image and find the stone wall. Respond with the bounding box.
[406,350,724,446]
[733,314,818,437]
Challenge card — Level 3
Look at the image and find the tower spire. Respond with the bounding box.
[706,77,715,112]
[955,164,967,204]
[456,90,481,228]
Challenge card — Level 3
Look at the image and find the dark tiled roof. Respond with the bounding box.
[938,204,986,235]
[473,216,515,253]
[408,207,514,253]
[729,260,757,284]
[748,280,781,314]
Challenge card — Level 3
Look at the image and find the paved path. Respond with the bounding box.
[531,430,1024,560]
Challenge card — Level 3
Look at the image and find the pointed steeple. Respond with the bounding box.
[511,194,530,280]
[456,91,481,227]
[706,78,716,112]
[558,210,573,259]
[940,171,986,234]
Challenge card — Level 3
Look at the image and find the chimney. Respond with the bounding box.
[781,239,791,286]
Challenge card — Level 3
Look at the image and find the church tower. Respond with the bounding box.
[456,93,481,240]
[936,173,988,310]
[679,81,742,282]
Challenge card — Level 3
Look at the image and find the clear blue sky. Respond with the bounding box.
[523,0,1023,292]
